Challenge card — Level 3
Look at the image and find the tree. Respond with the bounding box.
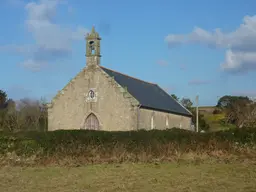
[15,98,47,131]
[180,98,193,110]
[171,94,179,101]
[0,90,7,107]
[1,97,48,132]
[0,90,9,130]
[190,108,210,132]
[0,89,48,132]
[225,98,256,128]
[217,95,256,128]
[176,95,209,132]
[216,95,251,109]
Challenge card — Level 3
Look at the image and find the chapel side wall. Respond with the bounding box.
[48,66,138,131]
[138,108,192,130]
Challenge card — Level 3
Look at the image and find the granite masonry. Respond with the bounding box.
[47,27,193,131]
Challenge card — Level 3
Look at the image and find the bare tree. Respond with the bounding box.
[225,99,256,128]
[180,98,193,110]
[3,97,48,132]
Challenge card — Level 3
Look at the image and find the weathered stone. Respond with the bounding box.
[48,26,192,131]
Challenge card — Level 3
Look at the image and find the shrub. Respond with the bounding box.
[212,108,222,114]
[0,128,255,165]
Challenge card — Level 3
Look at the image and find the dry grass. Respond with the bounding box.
[1,162,256,192]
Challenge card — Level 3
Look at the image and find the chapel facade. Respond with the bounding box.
[47,27,193,131]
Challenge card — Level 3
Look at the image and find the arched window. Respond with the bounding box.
[85,113,100,130]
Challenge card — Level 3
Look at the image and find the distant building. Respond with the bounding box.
[47,27,192,131]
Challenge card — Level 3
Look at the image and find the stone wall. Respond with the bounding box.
[138,107,192,130]
[47,65,139,131]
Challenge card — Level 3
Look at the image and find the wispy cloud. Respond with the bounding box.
[156,60,168,66]
[98,21,111,36]
[188,79,211,86]
[6,85,32,100]
[6,0,24,6]
[179,64,187,71]
[232,90,256,98]
[0,0,88,71]
[19,59,48,72]
[163,85,175,93]
[165,15,256,74]
[67,5,74,14]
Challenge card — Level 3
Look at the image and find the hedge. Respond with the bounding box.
[0,128,256,164]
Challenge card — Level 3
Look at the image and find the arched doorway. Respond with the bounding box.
[85,113,100,130]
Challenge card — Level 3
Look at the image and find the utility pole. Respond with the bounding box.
[195,95,199,133]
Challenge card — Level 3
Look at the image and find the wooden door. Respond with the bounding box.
[85,113,99,130]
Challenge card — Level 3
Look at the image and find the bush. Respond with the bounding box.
[0,128,255,165]
[213,108,223,114]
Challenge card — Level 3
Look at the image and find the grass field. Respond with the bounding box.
[203,113,236,131]
[1,162,256,192]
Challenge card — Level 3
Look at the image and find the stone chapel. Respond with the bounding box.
[47,27,193,131]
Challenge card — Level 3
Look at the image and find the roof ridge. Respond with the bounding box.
[100,66,157,85]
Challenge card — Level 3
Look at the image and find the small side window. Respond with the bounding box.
[151,116,154,129]
[165,116,169,127]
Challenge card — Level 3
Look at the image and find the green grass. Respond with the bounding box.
[1,162,256,192]
[203,113,236,131]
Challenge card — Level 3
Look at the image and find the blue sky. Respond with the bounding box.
[1,0,256,106]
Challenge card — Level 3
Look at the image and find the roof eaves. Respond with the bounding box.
[140,105,193,117]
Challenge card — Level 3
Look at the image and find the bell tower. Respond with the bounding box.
[85,26,101,66]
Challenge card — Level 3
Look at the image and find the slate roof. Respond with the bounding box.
[101,66,192,117]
